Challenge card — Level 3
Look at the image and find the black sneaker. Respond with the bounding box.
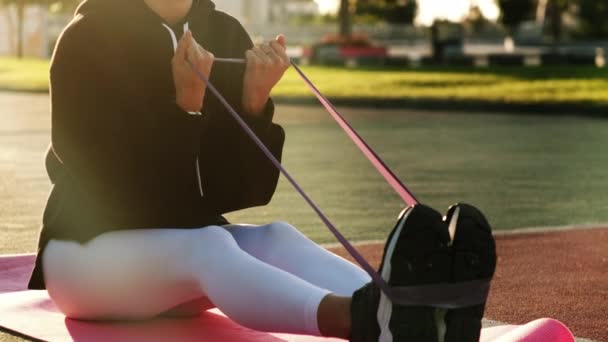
[443,203,497,342]
[350,204,452,342]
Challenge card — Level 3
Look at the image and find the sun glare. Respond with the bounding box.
[314,0,340,15]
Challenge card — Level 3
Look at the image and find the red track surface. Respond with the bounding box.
[329,228,608,341]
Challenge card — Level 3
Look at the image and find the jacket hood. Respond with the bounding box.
[75,0,216,24]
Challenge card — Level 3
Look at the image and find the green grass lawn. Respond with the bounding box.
[0,58,49,92]
[2,57,608,106]
[277,64,608,106]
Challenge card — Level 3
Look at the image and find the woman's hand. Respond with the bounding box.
[242,35,290,116]
[172,30,214,113]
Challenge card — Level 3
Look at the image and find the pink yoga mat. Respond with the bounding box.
[0,255,344,342]
[0,255,574,342]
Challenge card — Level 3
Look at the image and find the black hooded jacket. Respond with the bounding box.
[28,0,285,289]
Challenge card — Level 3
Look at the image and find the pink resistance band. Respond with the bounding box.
[189,58,491,308]
[289,62,419,206]
[213,58,418,206]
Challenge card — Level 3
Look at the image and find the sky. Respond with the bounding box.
[313,0,500,26]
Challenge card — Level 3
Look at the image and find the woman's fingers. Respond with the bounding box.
[275,34,287,48]
[269,40,289,65]
[201,48,215,70]
[251,43,288,67]
[245,49,258,65]
[174,30,192,64]
[172,31,214,113]
[184,36,213,71]
[244,34,289,70]
[252,46,272,66]
[242,35,290,115]
[247,48,263,71]
[187,35,202,63]
[261,43,283,65]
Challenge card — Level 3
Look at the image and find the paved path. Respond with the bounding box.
[0,92,50,255]
[0,92,50,342]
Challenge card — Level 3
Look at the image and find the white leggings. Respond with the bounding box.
[42,222,371,335]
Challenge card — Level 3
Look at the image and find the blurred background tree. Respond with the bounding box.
[355,0,417,24]
[496,0,535,38]
[338,0,351,38]
[1,0,35,58]
[0,0,78,58]
[544,0,575,45]
[338,0,417,40]
[576,0,608,39]
[464,5,491,34]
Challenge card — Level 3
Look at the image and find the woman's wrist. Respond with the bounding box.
[176,88,205,113]
[242,88,270,117]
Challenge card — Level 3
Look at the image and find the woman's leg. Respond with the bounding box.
[224,222,371,296]
[43,226,342,336]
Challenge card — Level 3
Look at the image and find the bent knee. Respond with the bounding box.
[191,225,233,239]
[182,226,239,262]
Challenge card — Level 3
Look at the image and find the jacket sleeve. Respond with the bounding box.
[50,18,201,213]
[199,14,285,214]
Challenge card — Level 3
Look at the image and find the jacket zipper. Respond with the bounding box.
[195,156,204,197]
